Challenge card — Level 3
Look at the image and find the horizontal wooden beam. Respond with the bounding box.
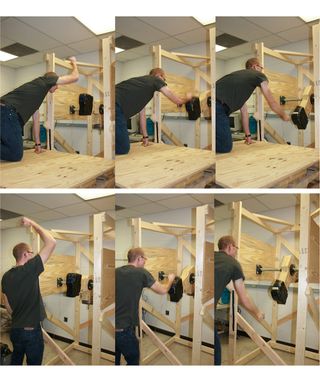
[274,49,313,57]
[174,336,214,355]
[170,52,210,60]
[269,341,320,361]
[252,212,294,227]
[141,220,177,235]
[161,48,196,68]
[241,207,276,233]
[235,347,262,365]
[263,46,296,65]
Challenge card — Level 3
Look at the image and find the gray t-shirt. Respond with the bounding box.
[216,69,268,113]
[0,75,58,125]
[1,255,46,328]
[116,265,155,329]
[214,251,245,307]
[116,75,167,119]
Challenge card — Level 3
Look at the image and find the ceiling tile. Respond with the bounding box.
[87,196,115,212]
[217,17,270,42]
[28,210,67,221]
[116,17,168,44]
[241,198,269,213]
[131,203,169,215]
[116,194,149,208]
[141,194,178,202]
[259,34,290,48]
[18,17,95,44]
[1,18,60,51]
[46,45,79,59]
[154,37,186,51]
[191,194,215,204]
[19,194,81,209]
[1,195,47,214]
[255,194,298,210]
[214,194,252,204]
[0,36,15,49]
[215,205,232,221]
[157,195,201,209]
[245,17,305,34]
[54,203,97,217]
[68,37,101,53]
[278,25,312,42]
[116,209,142,219]
[175,28,209,45]
[140,17,201,36]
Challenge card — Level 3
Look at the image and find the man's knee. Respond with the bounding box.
[1,147,23,162]
[216,141,233,154]
[116,141,130,155]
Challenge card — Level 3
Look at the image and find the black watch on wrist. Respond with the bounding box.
[245,134,251,138]
[143,135,149,139]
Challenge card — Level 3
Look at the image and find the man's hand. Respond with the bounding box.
[34,145,46,154]
[167,273,175,283]
[68,56,77,64]
[256,311,265,321]
[281,113,290,122]
[21,217,34,227]
[244,136,255,145]
[141,136,149,147]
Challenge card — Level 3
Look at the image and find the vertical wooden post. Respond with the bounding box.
[272,234,281,341]
[87,76,93,156]
[297,65,304,147]
[46,53,55,150]
[153,45,162,143]
[228,201,242,364]
[195,70,201,149]
[294,194,310,364]
[255,43,265,140]
[175,236,183,338]
[103,36,114,160]
[313,24,319,149]
[92,212,105,364]
[191,205,208,364]
[210,27,216,153]
[74,242,81,345]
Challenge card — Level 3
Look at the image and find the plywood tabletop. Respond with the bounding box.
[0,150,114,188]
[216,141,319,188]
[115,143,215,188]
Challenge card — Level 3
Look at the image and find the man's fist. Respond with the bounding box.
[168,273,175,283]
[21,217,33,227]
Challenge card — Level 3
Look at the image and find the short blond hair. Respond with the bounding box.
[127,247,145,263]
[149,68,165,77]
[245,58,260,69]
[218,236,236,250]
[13,243,30,261]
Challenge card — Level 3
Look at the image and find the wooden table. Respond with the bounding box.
[216,141,319,188]
[116,143,215,188]
[0,150,114,188]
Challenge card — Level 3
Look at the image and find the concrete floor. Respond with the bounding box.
[219,333,319,365]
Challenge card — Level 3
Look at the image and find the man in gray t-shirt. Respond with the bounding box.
[216,57,290,153]
[115,67,192,154]
[115,247,175,365]
[1,217,56,365]
[214,235,265,365]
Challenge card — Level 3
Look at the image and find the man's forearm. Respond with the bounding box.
[30,220,55,247]
[33,111,40,144]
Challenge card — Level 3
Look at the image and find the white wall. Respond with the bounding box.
[0,213,114,352]
[215,203,319,351]
[216,38,314,146]
[116,205,214,345]
[116,41,212,148]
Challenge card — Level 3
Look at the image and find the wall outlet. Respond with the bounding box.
[165,310,169,316]
[64,317,68,322]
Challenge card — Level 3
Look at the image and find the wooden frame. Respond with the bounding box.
[254,41,317,147]
[152,27,215,151]
[28,212,115,365]
[123,204,214,365]
[45,36,114,159]
[221,195,320,365]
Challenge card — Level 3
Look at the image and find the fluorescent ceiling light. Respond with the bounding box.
[76,190,114,201]
[300,16,320,23]
[216,44,227,52]
[115,47,125,54]
[0,51,18,62]
[75,16,115,35]
[194,17,216,25]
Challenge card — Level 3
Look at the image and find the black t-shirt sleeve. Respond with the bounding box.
[231,259,245,282]
[143,269,156,288]
[43,75,59,87]
[153,77,167,91]
[24,255,44,277]
[256,72,268,87]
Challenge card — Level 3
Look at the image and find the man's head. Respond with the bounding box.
[44,71,59,93]
[218,235,238,258]
[12,243,34,265]
[245,58,263,72]
[149,68,166,82]
[127,247,147,268]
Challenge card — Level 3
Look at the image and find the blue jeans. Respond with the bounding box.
[0,104,24,161]
[214,326,221,365]
[216,102,233,153]
[10,325,44,365]
[115,327,140,365]
[115,103,130,155]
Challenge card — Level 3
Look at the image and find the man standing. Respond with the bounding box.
[214,235,265,365]
[216,58,290,153]
[0,57,79,161]
[1,217,56,365]
[116,247,175,365]
[115,68,192,154]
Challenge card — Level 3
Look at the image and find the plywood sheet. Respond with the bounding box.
[115,143,215,188]
[161,73,195,113]
[264,69,298,112]
[40,254,75,296]
[101,248,115,309]
[0,150,114,188]
[240,233,276,281]
[308,218,320,283]
[202,241,214,304]
[142,247,177,281]
[54,83,101,123]
[216,141,319,188]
